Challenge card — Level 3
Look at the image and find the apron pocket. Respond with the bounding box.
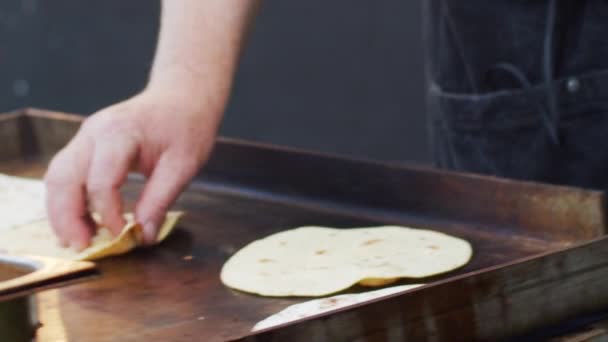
[428,71,608,189]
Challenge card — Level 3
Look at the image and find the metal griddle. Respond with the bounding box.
[2,109,608,341]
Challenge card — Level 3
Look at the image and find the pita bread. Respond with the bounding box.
[221,226,472,297]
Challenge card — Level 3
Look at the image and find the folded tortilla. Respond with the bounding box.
[0,212,183,261]
[0,173,183,261]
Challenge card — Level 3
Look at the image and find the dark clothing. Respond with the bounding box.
[424,0,608,190]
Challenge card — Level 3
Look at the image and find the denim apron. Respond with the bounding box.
[424,0,608,190]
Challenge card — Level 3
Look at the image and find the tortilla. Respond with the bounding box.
[221,226,472,297]
[252,284,423,331]
[0,212,183,261]
[0,173,183,261]
[0,174,47,229]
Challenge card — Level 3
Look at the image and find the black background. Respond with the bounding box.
[0,0,428,162]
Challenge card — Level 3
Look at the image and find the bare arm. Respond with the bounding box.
[44,0,261,249]
[148,0,260,107]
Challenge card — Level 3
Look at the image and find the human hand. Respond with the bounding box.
[44,87,221,249]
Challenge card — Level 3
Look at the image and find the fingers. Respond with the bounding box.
[86,135,138,236]
[135,152,197,244]
[44,139,95,250]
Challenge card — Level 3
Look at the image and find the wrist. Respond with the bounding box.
[149,61,231,94]
[134,81,225,134]
[143,64,230,112]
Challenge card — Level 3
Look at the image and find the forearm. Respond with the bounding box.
[146,0,261,113]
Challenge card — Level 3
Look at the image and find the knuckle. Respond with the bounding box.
[44,148,82,186]
[45,149,66,171]
[44,164,68,187]
[82,116,112,134]
[86,179,117,195]
[82,114,114,134]
[83,110,137,137]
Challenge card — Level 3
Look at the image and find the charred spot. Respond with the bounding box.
[361,239,382,246]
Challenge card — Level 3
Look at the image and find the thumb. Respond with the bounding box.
[135,152,197,244]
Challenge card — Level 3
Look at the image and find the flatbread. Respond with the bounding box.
[221,226,472,297]
[0,212,183,261]
[0,174,47,229]
[0,173,183,261]
[253,284,423,331]
[79,212,183,260]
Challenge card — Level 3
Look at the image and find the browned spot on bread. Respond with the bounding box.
[361,239,382,246]
[315,250,327,255]
[258,258,275,263]
[427,245,439,250]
